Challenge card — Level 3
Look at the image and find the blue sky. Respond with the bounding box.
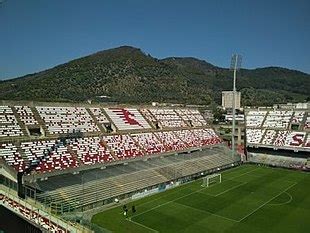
[0,0,309,80]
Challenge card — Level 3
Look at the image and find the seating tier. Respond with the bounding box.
[2,128,223,173]
[21,140,78,173]
[175,109,208,127]
[102,134,144,159]
[262,111,293,129]
[304,116,310,130]
[146,109,187,128]
[246,129,265,144]
[0,143,27,172]
[154,131,188,151]
[36,106,99,134]
[1,194,67,233]
[69,137,114,165]
[131,132,166,155]
[104,108,151,130]
[89,108,110,124]
[246,110,267,128]
[291,111,305,124]
[0,106,23,137]
[15,106,38,125]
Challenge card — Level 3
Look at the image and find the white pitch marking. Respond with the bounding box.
[131,167,260,219]
[126,218,159,232]
[174,202,239,223]
[238,182,297,222]
[267,192,293,206]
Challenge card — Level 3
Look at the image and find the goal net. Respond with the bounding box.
[201,173,222,187]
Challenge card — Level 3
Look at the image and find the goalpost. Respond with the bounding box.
[201,173,222,187]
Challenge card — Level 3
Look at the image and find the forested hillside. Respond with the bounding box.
[0,46,309,106]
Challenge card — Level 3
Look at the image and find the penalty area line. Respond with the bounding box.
[238,182,297,222]
[174,202,239,223]
[267,191,293,206]
[131,167,261,219]
[126,218,159,233]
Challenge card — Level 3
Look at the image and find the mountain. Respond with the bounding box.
[0,46,309,106]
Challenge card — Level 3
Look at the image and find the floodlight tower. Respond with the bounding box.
[230,54,242,158]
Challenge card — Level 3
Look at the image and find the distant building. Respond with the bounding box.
[222,91,241,110]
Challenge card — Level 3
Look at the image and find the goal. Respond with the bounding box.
[201,173,222,187]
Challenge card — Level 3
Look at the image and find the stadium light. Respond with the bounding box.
[230,54,242,158]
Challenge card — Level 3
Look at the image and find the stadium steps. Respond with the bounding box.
[138,109,156,129]
[174,109,191,127]
[100,140,119,161]
[37,153,239,212]
[302,134,309,147]
[66,145,80,165]
[259,129,268,144]
[86,108,106,133]
[101,108,118,132]
[260,110,269,128]
[130,135,148,155]
[30,107,50,136]
[288,113,295,130]
[11,106,28,136]
[300,112,308,130]
[15,141,30,166]
[40,169,167,206]
[156,166,177,180]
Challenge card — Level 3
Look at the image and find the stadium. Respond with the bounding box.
[1,1,310,232]
[0,101,309,232]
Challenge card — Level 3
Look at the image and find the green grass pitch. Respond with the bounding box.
[91,164,310,233]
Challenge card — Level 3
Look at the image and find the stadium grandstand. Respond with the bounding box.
[245,106,310,169]
[0,101,239,232]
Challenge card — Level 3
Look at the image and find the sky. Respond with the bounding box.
[0,0,309,80]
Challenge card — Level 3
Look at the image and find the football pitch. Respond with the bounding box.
[91,164,310,233]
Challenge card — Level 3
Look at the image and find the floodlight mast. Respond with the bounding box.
[230,54,242,158]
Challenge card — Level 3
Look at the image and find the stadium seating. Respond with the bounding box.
[147,108,187,128]
[104,108,151,130]
[173,129,199,147]
[0,103,225,173]
[131,132,166,155]
[0,106,23,137]
[0,128,223,173]
[37,152,237,211]
[173,129,221,147]
[0,143,27,172]
[249,153,307,169]
[246,109,309,151]
[246,110,267,128]
[1,194,67,233]
[21,140,78,173]
[154,131,188,151]
[304,116,310,130]
[89,107,110,124]
[246,129,265,144]
[305,136,310,147]
[36,106,99,134]
[69,137,114,165]
[140,109,157,122]
[263,111,293,129]
[291,111,305,124]
[15,106,38,125]
[273,130,289,147]
[174,109,208,127]
[199,128,223,145]
[102,134,144,159]
[284,131,306,147]
[261,129,277,145]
